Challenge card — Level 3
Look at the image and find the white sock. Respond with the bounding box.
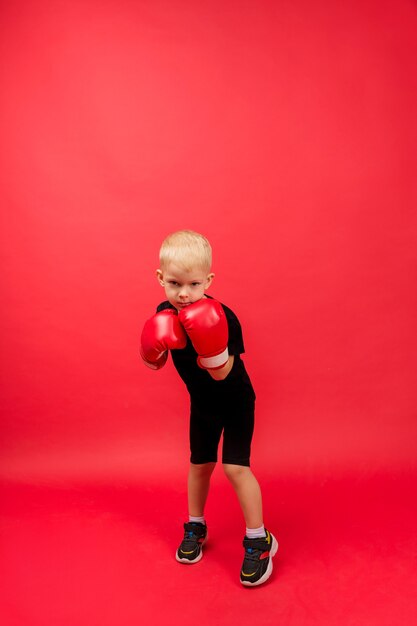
[189,515,205,525]
[246,525,266,539]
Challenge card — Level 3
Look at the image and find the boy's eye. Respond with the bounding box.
[191,283,201,287]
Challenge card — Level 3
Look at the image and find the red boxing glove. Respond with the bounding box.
[140,309,187,370]
[178,298,229,370]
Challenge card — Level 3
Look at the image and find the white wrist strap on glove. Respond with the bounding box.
[198,347,229,370]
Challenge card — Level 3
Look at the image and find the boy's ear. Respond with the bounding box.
[156,269,165,286]
[205,273,215,289]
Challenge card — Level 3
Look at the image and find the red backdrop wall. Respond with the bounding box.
[1,2,417,625]
[1,0,416,480]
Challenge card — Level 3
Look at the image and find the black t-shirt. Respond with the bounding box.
[156,296,255,405]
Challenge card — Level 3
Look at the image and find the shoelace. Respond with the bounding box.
[244,546,263,562]
[184,524,205,539]
[181,529,202,547]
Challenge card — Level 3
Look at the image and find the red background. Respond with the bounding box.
[1,1,416,625]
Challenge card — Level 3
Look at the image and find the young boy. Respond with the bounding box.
[140,230,278,586]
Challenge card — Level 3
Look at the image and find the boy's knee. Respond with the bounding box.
[223,463,248,482]
[190,462,216,476]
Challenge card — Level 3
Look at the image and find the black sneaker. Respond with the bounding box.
[240,529,278,586]
[176,522,208,564]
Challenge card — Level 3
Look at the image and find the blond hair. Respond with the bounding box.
[159,230,212,272]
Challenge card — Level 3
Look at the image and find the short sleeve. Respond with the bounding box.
[224,307,245,356]
[156,300,175,313]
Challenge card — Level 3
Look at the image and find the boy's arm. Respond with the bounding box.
[207,355,234,380]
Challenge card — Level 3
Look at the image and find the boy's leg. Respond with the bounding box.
[176,462,216,564]
[222,464,263,528]
[180,398,221,564]
[223,464,278,586]
[188,462,217,516]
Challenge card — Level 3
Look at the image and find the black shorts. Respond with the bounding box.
[189,395,255,467]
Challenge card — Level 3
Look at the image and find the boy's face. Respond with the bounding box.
[156,262,214,311]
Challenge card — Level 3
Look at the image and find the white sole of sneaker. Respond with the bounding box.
[241,534,279,587]
[176,533,208,564]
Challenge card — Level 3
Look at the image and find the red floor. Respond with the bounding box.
[1,469,416,626]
